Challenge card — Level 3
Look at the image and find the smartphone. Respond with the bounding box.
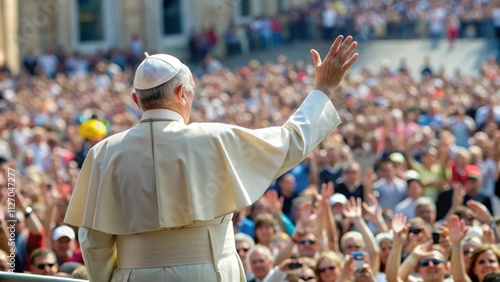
[352,251,365,273]
[432,231,440,244]
[408,226,422,234]
[289,262,302,270]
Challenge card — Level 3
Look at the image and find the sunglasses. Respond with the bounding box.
[299,239,316,245]
[420,258,441,267]
[237,248,250,253]
[319,265,336,273]
[300,276,316,281]
[463,248,475,256]
[36,263,56,269]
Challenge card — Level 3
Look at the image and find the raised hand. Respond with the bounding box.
[298,201,318,228]
[446,215,468,247]
[412,241,433,260]
[265,190,284,217]
[362,168,376,185]
[343,197,362,220]
[392,213,408,243]
[362,193,379,222]
[467,200,492,224]
[311,35,358,95]
[320,181,335,206]
[451,181,465,208]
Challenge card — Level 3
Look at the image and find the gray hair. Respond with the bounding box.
[415,196,436,211]
[340,231,365,251]
[235,232,256,248]
[134,64,191,109]
[247,244,274,265]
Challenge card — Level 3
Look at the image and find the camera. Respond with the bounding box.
[432,231,440,244]
[352,251,365,273]
[408,226,422,234]
[289,262,302,270]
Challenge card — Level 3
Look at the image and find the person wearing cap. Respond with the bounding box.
[73,117,108,169]
[51,225,83,266]
[394,170,424,220]
[463,165,493,214]
[64,35,358,282]
[436,165,493,221]
[389,151,408,180]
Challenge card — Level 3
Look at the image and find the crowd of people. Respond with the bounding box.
[200,0,500,61]
[1,4,500,280]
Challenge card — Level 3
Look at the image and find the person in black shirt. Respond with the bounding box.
[436,165,493,220]
[334,161,364,201]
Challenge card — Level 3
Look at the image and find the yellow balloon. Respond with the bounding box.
[79,119,108,141]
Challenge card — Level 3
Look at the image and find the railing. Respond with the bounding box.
[0,272,87,281]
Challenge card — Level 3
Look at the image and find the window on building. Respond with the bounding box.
[240,0,251,17]
[163,0,182,35]
[78,0,104,41]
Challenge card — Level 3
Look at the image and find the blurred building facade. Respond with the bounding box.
[0,0,308,73]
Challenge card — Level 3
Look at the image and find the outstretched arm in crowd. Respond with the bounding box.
[362,168,376,202]
[343,197,380,272]
[41,181,58,250]
[320,182,340,253]
[448,215,472,282]
[362,193,388,234]
[467,200,497,241]
[273,201,313,266]
[398,241,433,282]
[386,213,407,282]
[14,192,43,236]
[306,151,319,188]
[265,190,294,236]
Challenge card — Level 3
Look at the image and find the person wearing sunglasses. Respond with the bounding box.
[235,232,255,281]
[409,249,449,282]
[314,251,341,282]
[29,248,58,276]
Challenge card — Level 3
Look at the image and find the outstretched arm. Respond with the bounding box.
[448,215,472,282]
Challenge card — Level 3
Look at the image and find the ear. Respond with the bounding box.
[176,85,187,106]
[132,92,140,108]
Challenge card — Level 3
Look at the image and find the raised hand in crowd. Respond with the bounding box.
[448,215,471,282]
[362,193,388,233]
[404,224,430,257]
[343,196,380,274]
[264,190,288,234]
[467,199,493,224]
[319,181,340,253]
[393,213,408,244]
[336,252,373,282]
[398,241,434,281]
[362,168,376,199]
[386,213,408,282]
[14,190,43,236]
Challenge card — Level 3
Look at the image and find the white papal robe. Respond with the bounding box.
[64,90,341,281]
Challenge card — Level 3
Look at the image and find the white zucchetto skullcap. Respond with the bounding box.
[133,52,183,90]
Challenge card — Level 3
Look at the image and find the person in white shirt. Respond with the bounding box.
[247,245,275,282]
[373,159,407,210]
[394,170,424,220]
